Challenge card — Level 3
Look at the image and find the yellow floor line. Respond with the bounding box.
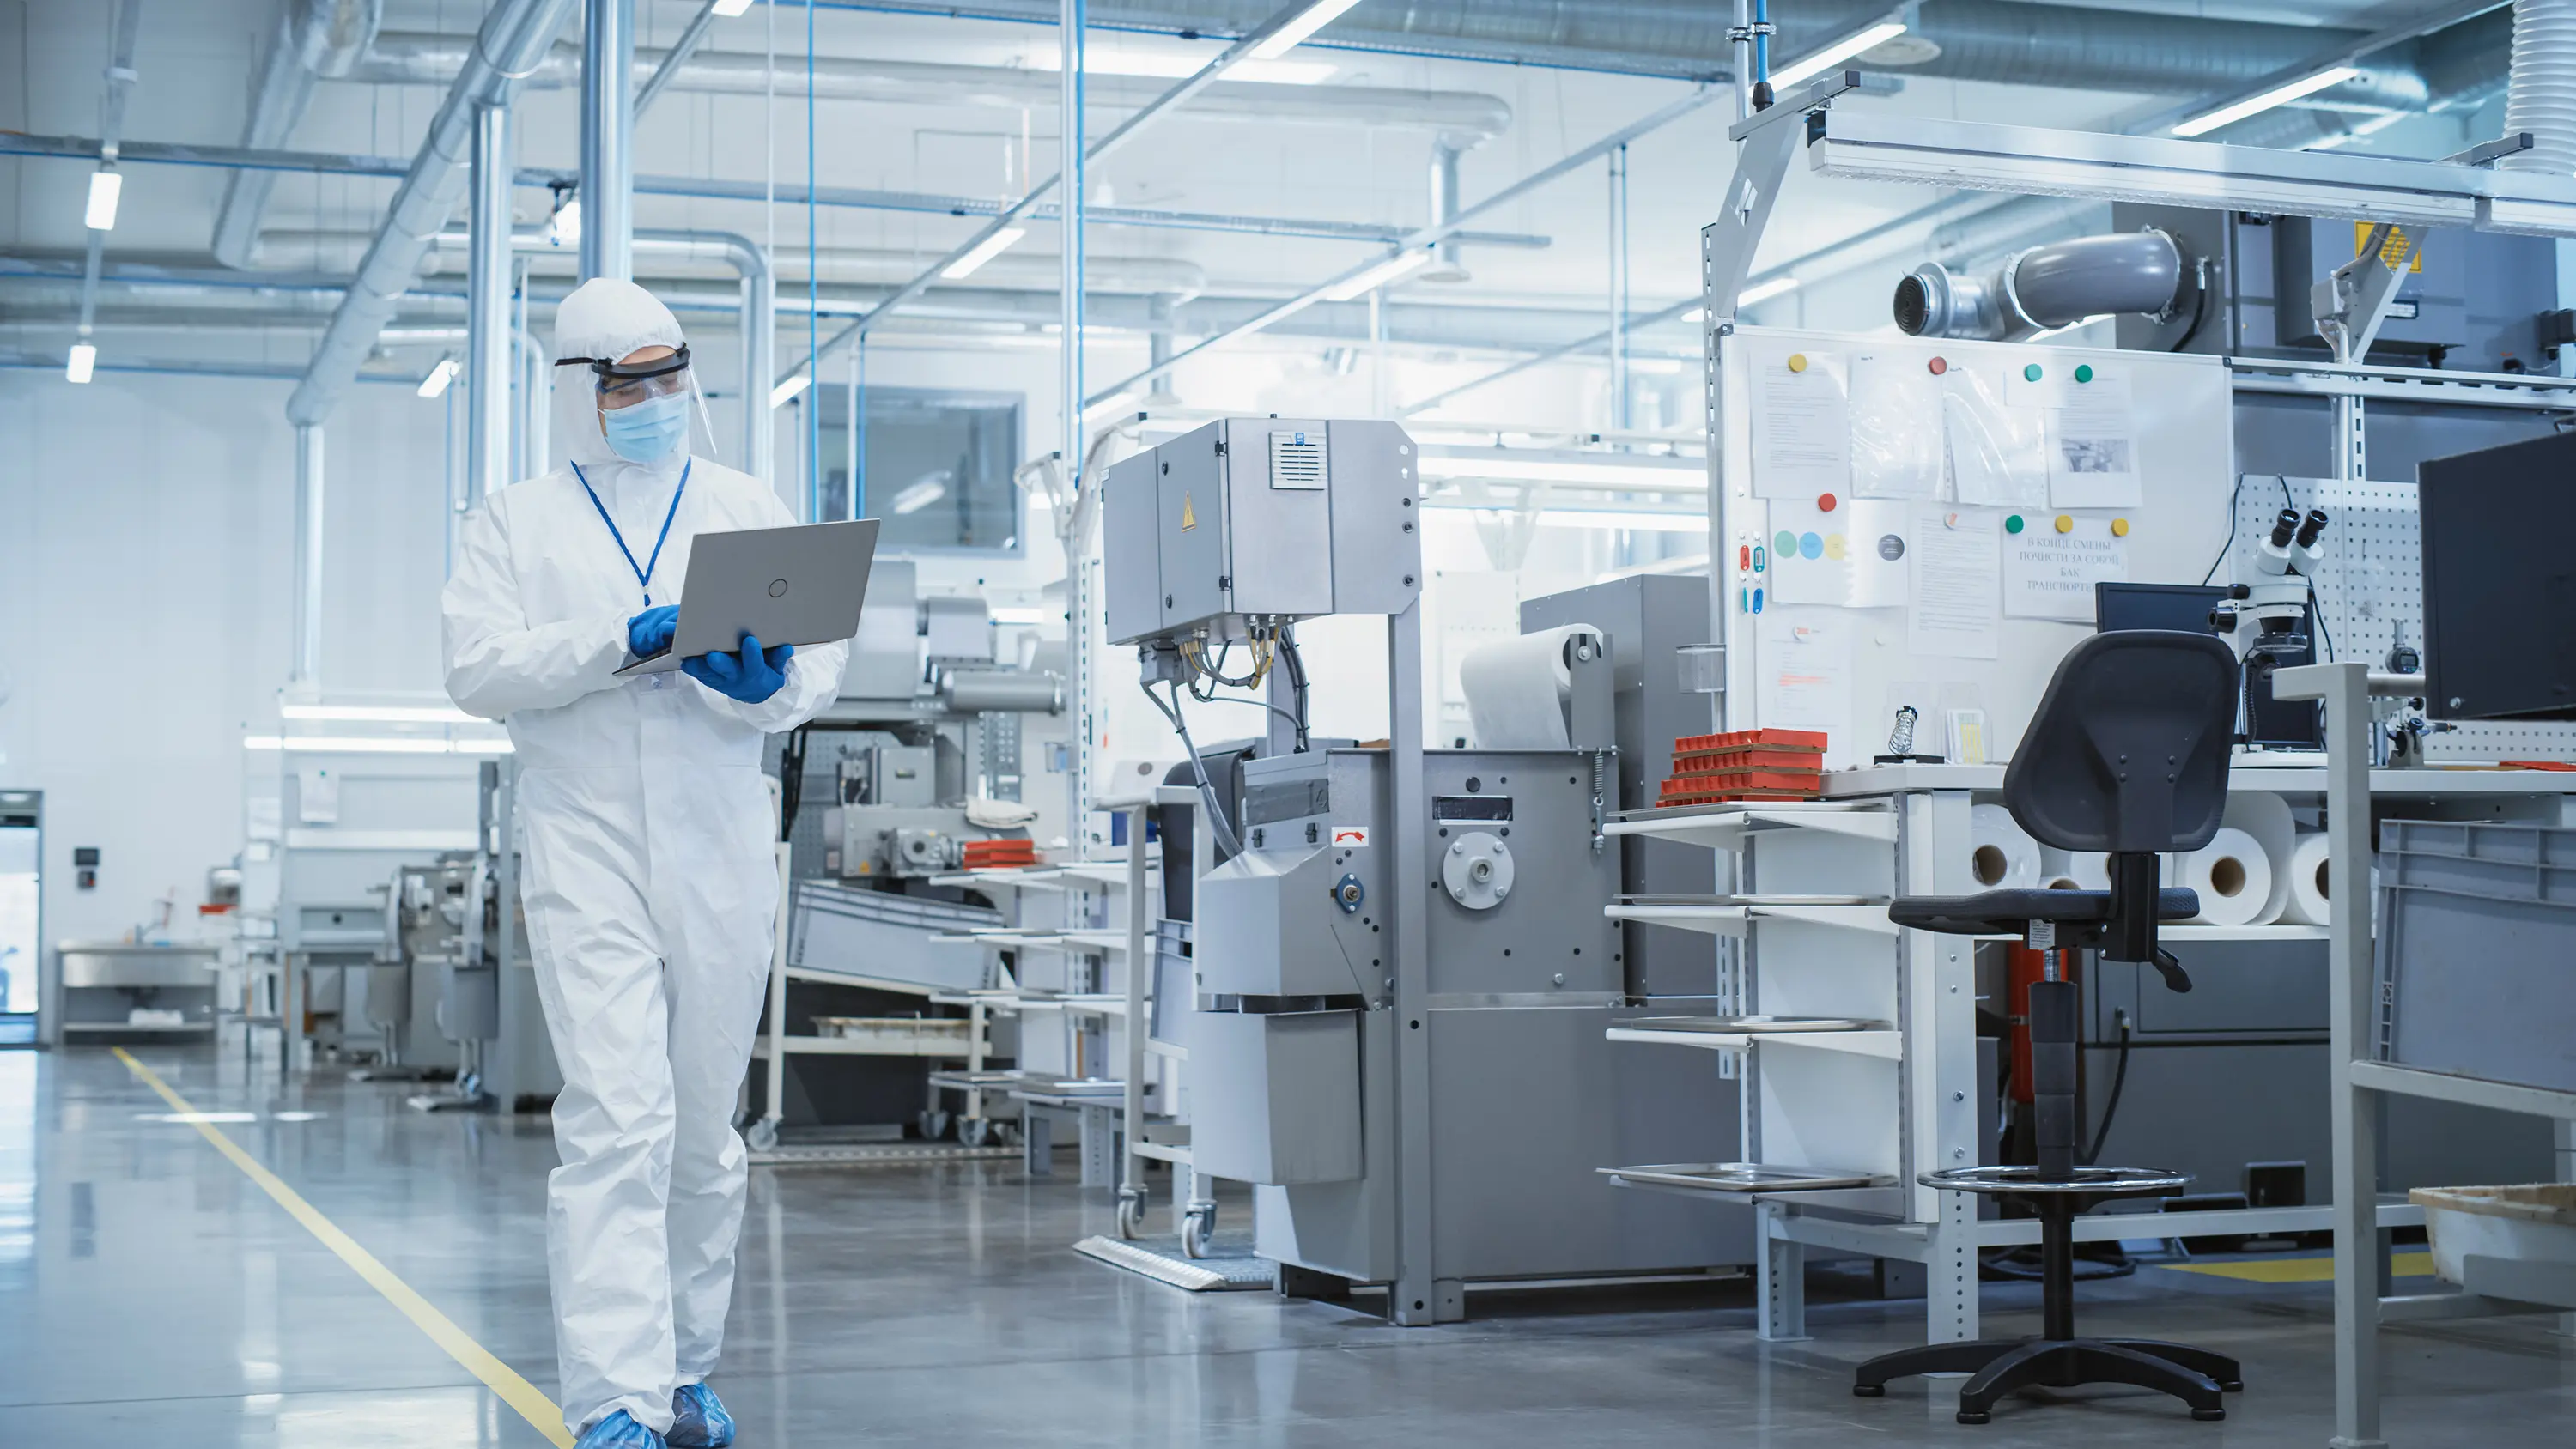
[2161,1251,2435,1284]
[113,1048,574,1448]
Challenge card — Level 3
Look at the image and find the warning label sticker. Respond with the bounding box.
[1331,826,1370,847]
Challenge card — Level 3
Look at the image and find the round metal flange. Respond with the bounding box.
[1440,831,1515,910]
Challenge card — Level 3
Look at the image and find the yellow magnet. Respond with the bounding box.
[2054,514,2075,534]
[1787,353,1809,373]
[2110,518,2130,537]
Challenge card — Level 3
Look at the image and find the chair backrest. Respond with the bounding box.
[2002,630,2238,855]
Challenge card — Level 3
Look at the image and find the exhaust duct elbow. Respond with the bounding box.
[1894,229,2189,341]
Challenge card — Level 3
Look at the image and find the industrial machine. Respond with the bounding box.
[1110,417,1736,1319]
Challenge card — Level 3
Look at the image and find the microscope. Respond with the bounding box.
[2212,507,2330,751]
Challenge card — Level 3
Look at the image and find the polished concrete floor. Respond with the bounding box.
[2,1046,2570,1446]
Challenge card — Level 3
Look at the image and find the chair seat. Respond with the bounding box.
[1889,887,2199,937]
[1919,1164,2190,1199]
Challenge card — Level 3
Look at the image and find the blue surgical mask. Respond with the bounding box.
[600,391,690,463]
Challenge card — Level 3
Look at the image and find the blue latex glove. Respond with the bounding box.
[628,604,680,657]
[683,632,793,703]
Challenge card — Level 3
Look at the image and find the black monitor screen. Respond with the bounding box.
[2096,582,2227,635]
[2420,432,2576,720]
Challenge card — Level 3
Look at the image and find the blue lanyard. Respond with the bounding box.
[570,459,690,606]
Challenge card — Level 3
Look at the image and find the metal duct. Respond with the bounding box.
[580,0,632,282]
[213,0,382,270]
[941,670,1065,714]
[1894,230,2188,342]
[830,0,2463,111]
[2503,0,2576,173]
[354,35,1512,142]
[284,0,578,428]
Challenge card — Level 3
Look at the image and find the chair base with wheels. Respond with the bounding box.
[1850,1167,2241,1423]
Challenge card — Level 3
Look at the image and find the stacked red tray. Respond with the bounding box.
[961,838,1042,870]
[1658,729,1826,807]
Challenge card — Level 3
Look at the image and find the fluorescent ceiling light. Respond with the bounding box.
[281,703,480,724]
[416,357,460,399]
[2173,66,2363,138]
[891,478,948,514]
[710,0,755,15]
[1250,0,1365,59]
[1771,20,1909,91]
[1740,275,1801,306]
[84,168,123,231]
[1320,248,1433,301]
[940,226,1027,280]
[64,343,96,385]
[1029,50,1336,84]
[770,373,811,408]
[245,735,513,755]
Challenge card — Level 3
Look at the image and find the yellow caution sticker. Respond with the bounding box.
[2354,221,2423,273]
[1181,493,1197,531]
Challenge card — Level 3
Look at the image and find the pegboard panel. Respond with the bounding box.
[2230,476,2576,761]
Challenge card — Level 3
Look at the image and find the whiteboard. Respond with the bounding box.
[1714,327,2237,767]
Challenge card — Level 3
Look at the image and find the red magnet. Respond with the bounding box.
[1928,356,1948,375]
[1817,493,1838,512]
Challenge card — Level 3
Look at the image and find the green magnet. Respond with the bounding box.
[2023,363,2043,382]
[2074,363,2094,384]
[2005,514,2026,534]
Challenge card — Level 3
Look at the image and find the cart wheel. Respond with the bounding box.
[1116,1190,1148,1240]
[917,1108,953,1142]
[744,1118,779,1153]
[1182,1205,1217,1260]
[959,1119,997,1149]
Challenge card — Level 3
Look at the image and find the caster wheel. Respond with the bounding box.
[2192,1409,2227,1422]
[1850,1385,1884,1398]
[1956,1411,1990,1425]
[1181,1208,1215,1259]
[959,1119,997,1149]
[744,1119,779,1153]
[1115,1193,1147,1240]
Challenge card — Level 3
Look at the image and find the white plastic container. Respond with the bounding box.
[2408,1184,2576,1284]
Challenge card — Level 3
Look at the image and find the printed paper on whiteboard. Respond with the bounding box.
[1749,349,1853,500]
[1908,506,2002,659]
[1765,497,1909,608]
[2004,518,2130,621]
[1756,607,1855,741]
[2047,393,2143,509]
[1941,366,2047,508]
[1849,352,1943,500]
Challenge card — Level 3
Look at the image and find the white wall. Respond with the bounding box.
[0,368,451,946]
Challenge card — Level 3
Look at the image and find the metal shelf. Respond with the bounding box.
[1604,801,1897,851]
[2351,1060,2576,1121]
[1607,1024,1902,1061]
[1606,900,1903,938]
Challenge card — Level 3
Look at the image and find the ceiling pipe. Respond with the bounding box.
[213,0,383,270]
[284,0,579,429]
[354,33,1513,142]
[2501,0,2576,173]
[467,101,511,512]
[580,0,632,282]
[1893,230,2190,342]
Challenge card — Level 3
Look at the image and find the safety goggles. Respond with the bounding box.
[556,343,693,406]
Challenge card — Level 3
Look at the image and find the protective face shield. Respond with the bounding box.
[549,279,718,471]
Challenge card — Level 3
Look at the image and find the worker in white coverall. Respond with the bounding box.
[443,278,850,1449]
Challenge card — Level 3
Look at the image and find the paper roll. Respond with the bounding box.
[1969,803,2040,890]
[2282,830,2332,925]
[1461,625,1603,750]
[2038,847,2085,892]
[2178,827,2273,926]
[2222,791,2298,926]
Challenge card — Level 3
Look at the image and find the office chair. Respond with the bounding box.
[1852,630,2245,1424]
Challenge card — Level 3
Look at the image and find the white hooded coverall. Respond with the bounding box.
[441,279,849,1436]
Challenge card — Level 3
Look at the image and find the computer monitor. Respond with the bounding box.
[2095,582,2227,635]
[2418,431,2576,720]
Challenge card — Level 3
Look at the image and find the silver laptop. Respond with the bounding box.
[617,518,879,676]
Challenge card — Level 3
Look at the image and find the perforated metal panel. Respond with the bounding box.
[2230,476,2576,761]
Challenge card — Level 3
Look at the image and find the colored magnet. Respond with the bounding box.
[2074,363,2095,384]
[1823,533,1849,561]
[1772,530,1797,558]
[2023,362,2043,382]
[1787,353,1809,373]
[2054,514,2075,534]
[2005,514,2026,535]
[1798,532,1824,560]
[1928,356,1948,375]
[1817,492,1838,512]
[2110,518,2130,537]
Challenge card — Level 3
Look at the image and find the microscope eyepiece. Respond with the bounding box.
[2295,508,2330,549]
[2269,509,2300,548]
